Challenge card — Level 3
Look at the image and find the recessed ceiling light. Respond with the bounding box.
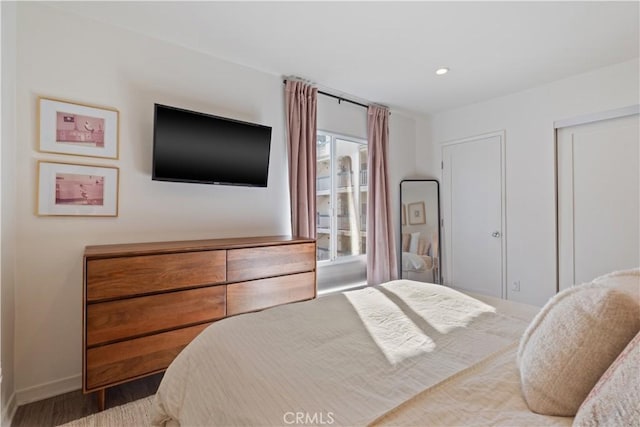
[435,67,449,76]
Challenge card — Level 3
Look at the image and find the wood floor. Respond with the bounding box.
[11,373,162,427]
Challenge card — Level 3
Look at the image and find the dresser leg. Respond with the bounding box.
[97,389,106,411]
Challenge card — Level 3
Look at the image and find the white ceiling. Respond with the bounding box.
[48,1,639,116]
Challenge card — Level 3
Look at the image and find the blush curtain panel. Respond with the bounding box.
[285,80,318,239]
[367,105,398,285]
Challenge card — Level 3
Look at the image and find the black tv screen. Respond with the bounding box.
[152,104,272,187]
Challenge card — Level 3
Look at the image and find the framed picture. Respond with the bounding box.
[401,204,407,225]
[408,201,426,225]
[37,161,119,217]
[38,97,119,159]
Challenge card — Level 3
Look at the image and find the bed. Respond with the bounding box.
[150,279,578,426]
[153,280,570,426]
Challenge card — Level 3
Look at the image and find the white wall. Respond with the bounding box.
[418,58,640,307]
[13,3,282,402]
[317,96,367,139]
[389,114,420,273]
[1,1,17,421]
[11,3,419,402]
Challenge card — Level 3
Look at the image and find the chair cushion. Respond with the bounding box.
[517,280,640,416]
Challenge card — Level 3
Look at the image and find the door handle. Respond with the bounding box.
[492,231,501,238]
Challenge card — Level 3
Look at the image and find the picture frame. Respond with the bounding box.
[401,204,407,225]
[38,97,119,159]
[37,161,119,217]
[408,201,426,225]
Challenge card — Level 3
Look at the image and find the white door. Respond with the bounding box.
[557,113,639,290]
[442,132,506,298]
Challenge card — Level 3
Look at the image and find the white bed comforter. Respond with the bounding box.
[371,342,572,427]
[151,280,540,427]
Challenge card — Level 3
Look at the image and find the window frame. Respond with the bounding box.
[316,129,368,266]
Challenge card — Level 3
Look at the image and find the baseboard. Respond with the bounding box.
[15,374,81,407]
[2,391,17,427]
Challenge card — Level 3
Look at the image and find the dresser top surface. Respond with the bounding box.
[84,235,315,258]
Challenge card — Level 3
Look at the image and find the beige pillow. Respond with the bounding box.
[401,233,410,252]
[517,283,640,416]
[417,238,429,256]
[592,268,640,302]
[574,331,640,426]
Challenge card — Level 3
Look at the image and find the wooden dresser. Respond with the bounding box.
[83,235,316,409]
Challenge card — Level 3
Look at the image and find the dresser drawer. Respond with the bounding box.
[87,286,225,347]
[227,243,315,282]
[86,250,226,301]
[227,271,315,315]
[85,323,210,391]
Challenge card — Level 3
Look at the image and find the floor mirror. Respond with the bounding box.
[400,179,441,284]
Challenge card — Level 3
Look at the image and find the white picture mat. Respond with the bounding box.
[39,98,118,159]
[38,162,119,216]
[408,202,426,225]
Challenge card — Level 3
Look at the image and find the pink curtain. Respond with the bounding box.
[367,105,398,285]
[285,80,318,239]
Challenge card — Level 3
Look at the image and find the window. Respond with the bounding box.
[316,131,367,263]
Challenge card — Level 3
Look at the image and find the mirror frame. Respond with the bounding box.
[399,179,442,283]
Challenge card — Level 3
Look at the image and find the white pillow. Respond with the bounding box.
[517,283,640,416]
[574,330,640,426]
[408,232,420,254]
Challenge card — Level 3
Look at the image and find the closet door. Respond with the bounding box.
[557,113,639,290]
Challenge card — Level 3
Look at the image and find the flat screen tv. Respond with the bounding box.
[152,104,272,187]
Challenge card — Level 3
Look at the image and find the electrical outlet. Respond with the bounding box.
[511,281,521,292]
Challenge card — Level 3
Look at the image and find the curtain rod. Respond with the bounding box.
[283,80,368,109]
[317,90,369,109]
